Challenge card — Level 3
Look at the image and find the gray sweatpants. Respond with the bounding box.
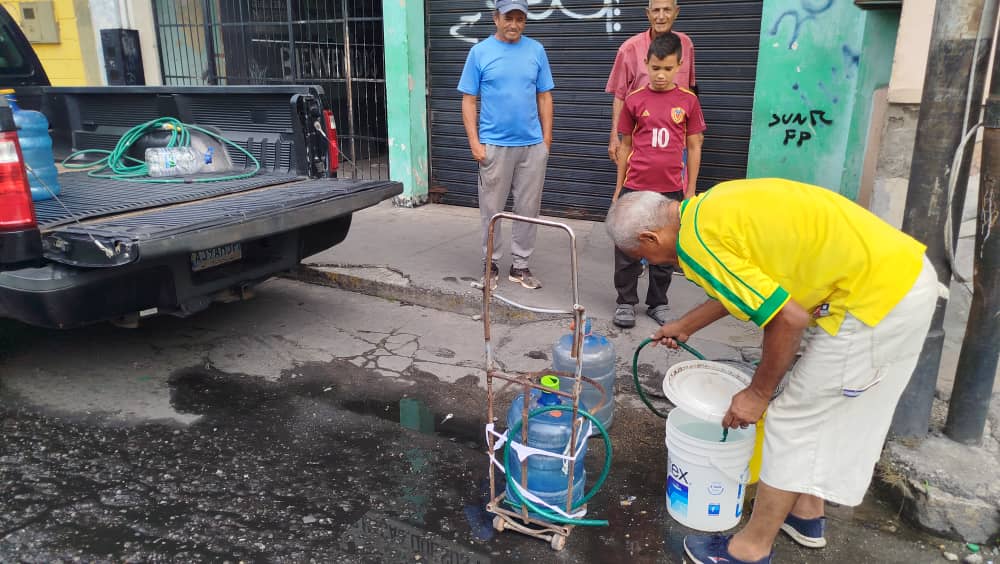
[478,143,549,269]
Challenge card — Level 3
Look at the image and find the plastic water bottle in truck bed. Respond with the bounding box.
[1,89,60,201]
[145,147,204,177]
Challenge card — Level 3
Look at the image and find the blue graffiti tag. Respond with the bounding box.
[769,0,835,49]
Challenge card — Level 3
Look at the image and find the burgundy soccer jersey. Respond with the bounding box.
[618,86,706,192]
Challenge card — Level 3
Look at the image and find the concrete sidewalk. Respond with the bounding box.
[297,199,763,359]
[292,196,999,544]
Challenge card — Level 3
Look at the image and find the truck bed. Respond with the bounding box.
[35,171,301,230]
[0,85,402,328]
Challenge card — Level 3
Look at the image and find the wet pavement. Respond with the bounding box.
[0,280,976,563]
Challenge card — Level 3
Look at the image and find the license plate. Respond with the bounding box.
[190,242,242,272]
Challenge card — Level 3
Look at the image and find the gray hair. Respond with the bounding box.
[648,0,678,8]
[605,191,673,252]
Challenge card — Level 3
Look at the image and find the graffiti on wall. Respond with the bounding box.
[277,44,384,81]
[762,0,848,149]
[451,0,621,44]
[768,109,834,147]
[768,0,834,49]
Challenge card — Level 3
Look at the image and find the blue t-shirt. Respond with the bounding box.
[457,35,555,147]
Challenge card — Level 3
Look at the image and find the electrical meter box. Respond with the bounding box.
[20,2,60,44]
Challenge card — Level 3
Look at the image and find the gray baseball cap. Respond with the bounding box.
[496,0,528,14]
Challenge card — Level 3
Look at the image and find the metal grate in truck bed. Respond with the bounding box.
[51,179,389,240]
[34,171,301,230]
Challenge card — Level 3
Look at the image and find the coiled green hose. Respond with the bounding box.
[62,117,261,183]
[503,405,612,527]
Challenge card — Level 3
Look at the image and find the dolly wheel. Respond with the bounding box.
[550,534,566,551]
[492,515,506,532]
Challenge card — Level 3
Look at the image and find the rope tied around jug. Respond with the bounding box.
[500,405,613,527]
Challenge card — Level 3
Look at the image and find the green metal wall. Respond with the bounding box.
[746,0,899,199]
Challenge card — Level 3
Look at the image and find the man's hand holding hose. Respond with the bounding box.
[647,298,807,430]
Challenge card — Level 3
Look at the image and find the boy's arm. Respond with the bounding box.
[613,134,633,203]
[685,132,704,199]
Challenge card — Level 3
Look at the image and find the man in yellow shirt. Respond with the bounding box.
[605,179,939,564]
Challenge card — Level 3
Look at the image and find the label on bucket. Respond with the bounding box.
[707,482,725,496]
[666,476,689,517]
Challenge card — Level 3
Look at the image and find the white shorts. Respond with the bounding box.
[759,256,939,506]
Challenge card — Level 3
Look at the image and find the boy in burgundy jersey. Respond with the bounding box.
[611,32,705,328]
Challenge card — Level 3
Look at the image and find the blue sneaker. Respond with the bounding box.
[780,513,827,548]
[683,534,772,564]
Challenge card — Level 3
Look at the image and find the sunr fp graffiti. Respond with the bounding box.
[768,109,834,147]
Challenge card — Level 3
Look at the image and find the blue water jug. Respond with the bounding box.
[505,376,588,517]
[553,318,616,431]
[3,90,60,201]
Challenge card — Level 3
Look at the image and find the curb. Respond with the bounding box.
[875,448,1000,544]
[284,263,559,324]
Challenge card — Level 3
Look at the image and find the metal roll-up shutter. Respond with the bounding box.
[427,1,762,219]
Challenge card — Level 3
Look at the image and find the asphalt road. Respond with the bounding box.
[0,279,969,563]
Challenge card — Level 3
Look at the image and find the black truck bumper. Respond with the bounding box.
[0,179,401,328]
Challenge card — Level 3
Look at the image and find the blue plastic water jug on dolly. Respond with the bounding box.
[504,375,590,521]
[476,212,613,551]
[553,318,616,432]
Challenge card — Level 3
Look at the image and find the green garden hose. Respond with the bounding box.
[503,405,612,527]
[62,117,261,183]
[632,337,705,419]
[632,338,731,441]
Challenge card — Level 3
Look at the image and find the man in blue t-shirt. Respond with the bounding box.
[458,0,554,290]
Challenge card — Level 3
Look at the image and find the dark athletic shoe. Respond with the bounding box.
[683,534,773,564]
[482,262,499,291]
[613,305,636,328]
[780,514,828,548]
[508,267,541,290]
[646,304,671,325]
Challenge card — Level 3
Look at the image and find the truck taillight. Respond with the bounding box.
[323,110,339,172]
[0,131,36,231]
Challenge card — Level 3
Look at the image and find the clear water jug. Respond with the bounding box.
[3,91,60,201]
[505,376,588,517]
[553,318,616,430]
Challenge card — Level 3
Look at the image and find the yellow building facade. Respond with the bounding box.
[1,0,101,85]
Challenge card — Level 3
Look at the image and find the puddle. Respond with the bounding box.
[525,350,549,361]
[169,367,283,415]
[339,397,483,449]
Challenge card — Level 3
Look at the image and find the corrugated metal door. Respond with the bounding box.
[427,1,762,219]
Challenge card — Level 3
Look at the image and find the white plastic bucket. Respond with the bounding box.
[665,407,755,531]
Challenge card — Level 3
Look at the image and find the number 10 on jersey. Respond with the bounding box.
[651,128,671,148]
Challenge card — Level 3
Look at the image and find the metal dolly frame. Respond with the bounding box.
[475,212,605,551]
